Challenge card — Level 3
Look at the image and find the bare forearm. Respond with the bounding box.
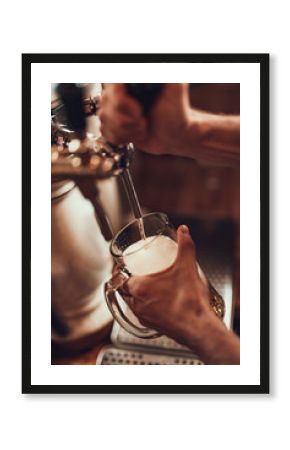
[182,313,240,365]
[181,110,240,166]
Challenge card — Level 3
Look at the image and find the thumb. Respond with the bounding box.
[176,225,198,269]
[163,83,189,96]
[162,83,190,104]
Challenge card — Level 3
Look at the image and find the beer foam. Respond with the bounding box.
[123,235,177,276]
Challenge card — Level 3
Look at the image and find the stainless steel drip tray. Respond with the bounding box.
[110,309,201,358]
[96,312,203,365]
[96,345,203,365]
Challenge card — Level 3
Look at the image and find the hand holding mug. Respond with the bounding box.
[104,213,225,339]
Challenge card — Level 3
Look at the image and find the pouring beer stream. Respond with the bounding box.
[120,84,163,241]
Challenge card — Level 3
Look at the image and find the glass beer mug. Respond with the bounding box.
[104,212,225,339]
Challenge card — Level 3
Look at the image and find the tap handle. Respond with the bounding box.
[126,83,163,115]
[57,84,86,138]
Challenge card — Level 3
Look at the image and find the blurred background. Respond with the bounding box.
[51,83,240,364]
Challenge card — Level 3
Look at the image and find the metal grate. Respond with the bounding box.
[96,346,204,365]
[111,307,199,357]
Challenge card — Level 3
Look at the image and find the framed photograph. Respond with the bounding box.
[22,53,269,394]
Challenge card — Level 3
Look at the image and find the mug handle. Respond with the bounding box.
[104,271,160,339]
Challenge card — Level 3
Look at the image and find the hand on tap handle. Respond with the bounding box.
[99,83,240,165]
[99,83,190,154]
[126,83,163,116]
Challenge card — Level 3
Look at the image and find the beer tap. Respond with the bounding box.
[52,83,133,240]
[52,83,163,239]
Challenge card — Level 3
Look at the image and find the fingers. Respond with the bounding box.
[163,83,189,95]
[101,83,144,117]
[118,275,148,311]
[123,275,149,300]
[99,83,189,147]
[162,83,190,104]
[175,225,198,275]
[99,83,147,144]
[120,291,135,310]
[100,113,147,145]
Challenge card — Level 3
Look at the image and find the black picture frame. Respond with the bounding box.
[22,53,269,394]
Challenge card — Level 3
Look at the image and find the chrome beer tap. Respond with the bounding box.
[51,83,136,240]
[52,83,163,237]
